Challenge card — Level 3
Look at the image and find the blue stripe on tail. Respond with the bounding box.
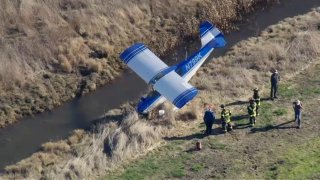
[200,21,215,38]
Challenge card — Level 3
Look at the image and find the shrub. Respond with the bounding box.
[58,54,72,73]
[42,141,71,154]
[85,58,101,73]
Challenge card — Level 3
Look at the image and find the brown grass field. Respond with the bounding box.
[2,7,320,180]
[0,0,278,127]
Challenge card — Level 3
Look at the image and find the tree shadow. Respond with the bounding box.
[250,120,296,133]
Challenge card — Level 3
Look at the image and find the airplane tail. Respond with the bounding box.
[199,21,226,48]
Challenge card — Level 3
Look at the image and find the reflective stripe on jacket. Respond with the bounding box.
[253,93,261,106]
[221,109,231,123]
[247,105,256,117]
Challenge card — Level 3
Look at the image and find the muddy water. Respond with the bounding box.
[0,0,319,171]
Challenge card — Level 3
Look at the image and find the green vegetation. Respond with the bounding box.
[107,141,192,180]
[191,163,205,172]
[280,66,320,101]
[279,84,299,98]
[267,138,320,179]
[273,108,287,116]
[106,137,231,179]
[208,139,229,150]
[257,102,276,127]
[105,60,320,179]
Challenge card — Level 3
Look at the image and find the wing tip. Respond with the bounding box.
[173,87,198,108]
[119,43,146,64]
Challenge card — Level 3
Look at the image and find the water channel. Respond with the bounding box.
[0,0,319,171]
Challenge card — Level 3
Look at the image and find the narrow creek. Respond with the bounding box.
[0,0,319,171]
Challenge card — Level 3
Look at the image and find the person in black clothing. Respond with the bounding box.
[270,69,280,100]
[203,104,215,135]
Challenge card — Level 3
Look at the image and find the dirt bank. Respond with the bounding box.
[0,0,278,127]
[2,7,320,180]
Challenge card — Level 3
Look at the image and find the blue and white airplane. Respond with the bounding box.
[119,21,226,114]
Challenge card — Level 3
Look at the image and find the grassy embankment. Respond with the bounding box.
[106,8,320,179]
[0,0,277,127]
[2,7,320,180]
[107,63,320,179]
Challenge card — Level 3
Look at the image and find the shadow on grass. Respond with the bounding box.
[164,127,224,142]
[234,122,251,129]
[225,100,248,107]
[225,97,271,107]
[250,120,295,133]
[232,114,248,121]
[164,132,206,141]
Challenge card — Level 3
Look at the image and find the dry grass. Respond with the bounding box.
[4,8,319,180]
[5,2,320,180]
[0,0,276,86]
[0,0,278,126]
[41,141,71,155]
[191,10,320,105]
[2,107,172,179]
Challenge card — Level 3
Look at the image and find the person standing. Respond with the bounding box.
[247,98,257,126]
[292,100,303,129]
[253,88,261,116]
[220,104,233,133]
[270,69,280,100]
[203,104,215,135]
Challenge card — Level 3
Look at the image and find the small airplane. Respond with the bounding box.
[119,21,226,114]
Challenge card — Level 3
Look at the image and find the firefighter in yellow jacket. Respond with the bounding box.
[220,104,233,133]
[247,98,257,126]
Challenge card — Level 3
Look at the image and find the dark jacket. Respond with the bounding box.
[203,110,215,123]
[271,73,280,85]
[293,103,302,113]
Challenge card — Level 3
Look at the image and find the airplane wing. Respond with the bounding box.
[137,91,166,113]
[119,43,198,113]
[119,43,169,84]
[120,21,226,114]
